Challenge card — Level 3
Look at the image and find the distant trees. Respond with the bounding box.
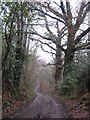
[34,59,54,94]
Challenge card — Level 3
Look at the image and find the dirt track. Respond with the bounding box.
[16,81,69,118]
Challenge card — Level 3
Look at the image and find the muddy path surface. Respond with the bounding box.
[16,81,69,118]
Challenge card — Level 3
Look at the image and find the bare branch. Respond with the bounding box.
[27,31,66,52]
[75,2,85,27]
[65,0,72,21]
[80,2,90,25]
[75,41,90,51]
[45,16,53,34]
[31,37,56,51]
[60,0,66,15]
[40,44,56,55]
[75,27,90,45]
[42,61,63,67]
[28,31,55,42]
[42,62,56,67]
[53,1,61,8]
[35,7,65,24]
[75,1,90,30]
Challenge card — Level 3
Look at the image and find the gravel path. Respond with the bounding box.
[16,81,69,118]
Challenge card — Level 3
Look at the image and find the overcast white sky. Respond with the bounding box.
[36,0,83,63]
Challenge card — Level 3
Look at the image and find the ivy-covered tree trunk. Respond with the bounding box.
[63,28,75,84]
[14,3,24,90]
[2,11,15,80]
[88,14,90,117]
[55,43,62,84]
[14,19,21,89]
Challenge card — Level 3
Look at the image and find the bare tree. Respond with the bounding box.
[28,0,90,85]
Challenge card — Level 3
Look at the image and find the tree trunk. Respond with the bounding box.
[14,17,21,89]
[14,3,24,90]
[55,47,62,82]
[54,40,62,89]
[63,28,75,83]
[64,48,75,75]
[87,12,90,118]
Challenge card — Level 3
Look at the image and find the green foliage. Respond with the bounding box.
[2,2,34,91]
[60,53,89,97]
[76,64,89,95]
[2,6,37,116]
[2,37,27,89]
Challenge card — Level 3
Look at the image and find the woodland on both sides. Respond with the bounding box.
[1,1,90,118]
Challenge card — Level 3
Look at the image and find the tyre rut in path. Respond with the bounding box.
[17,81,69,118]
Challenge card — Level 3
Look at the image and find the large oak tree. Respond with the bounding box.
[30,0,90,85]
